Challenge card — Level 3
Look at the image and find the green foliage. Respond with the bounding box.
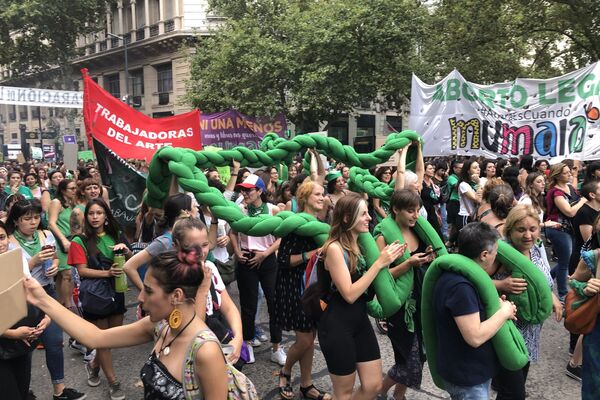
[187,0,427,126]
[0,0,112,78]
[188,0,599,123]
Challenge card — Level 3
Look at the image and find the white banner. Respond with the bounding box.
[0,86,82,108]
[409,62,600,161]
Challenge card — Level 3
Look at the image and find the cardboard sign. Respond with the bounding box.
[0,248,27,334]
[63,142,78,172]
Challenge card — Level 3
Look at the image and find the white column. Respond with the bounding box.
[131,0,137,32]
[144,0,150,36]
[158,0,165,34]
[118,1,124,34]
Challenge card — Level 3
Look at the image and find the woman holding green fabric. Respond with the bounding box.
[491,205,562,399]
[48,179,78,309]
[67,198,131,399]
[372,167,392,223]
[5,171,34,200]
[375,189,435,400]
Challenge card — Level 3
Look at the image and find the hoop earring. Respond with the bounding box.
[168,307,182,329]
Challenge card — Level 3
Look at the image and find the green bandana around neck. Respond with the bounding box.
[13,229,42,257]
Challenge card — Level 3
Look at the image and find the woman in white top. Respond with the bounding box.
[456,158,482,231]
[518,172,560,229]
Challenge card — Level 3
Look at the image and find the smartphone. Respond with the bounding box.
[42,245,55,252]
[423,247,443,256]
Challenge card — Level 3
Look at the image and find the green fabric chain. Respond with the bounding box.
[368,215,448,318]
[348,167,395,200]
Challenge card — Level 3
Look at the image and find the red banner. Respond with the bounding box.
[81,68,201,161]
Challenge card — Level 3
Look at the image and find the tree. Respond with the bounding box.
[0,0,113,81]
[186,0,429,128]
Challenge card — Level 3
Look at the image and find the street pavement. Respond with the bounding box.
[30,280,581,400]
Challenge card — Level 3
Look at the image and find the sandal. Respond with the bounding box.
[278,369,294,399]
[300,384,331,400]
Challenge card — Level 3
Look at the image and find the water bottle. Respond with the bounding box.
[113,249,128,293]
[41,235,56,274]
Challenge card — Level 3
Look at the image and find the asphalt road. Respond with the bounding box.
[30,280,581,400]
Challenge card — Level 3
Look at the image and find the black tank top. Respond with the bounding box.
[140,352,184,400]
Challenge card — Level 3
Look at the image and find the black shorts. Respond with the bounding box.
[317,295,380,376]
[446,200,460,225]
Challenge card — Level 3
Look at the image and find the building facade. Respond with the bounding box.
[0,0,408,159]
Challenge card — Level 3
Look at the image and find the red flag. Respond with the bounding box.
[81,68,201,161]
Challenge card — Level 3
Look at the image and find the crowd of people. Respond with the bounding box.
[0,148,599,400]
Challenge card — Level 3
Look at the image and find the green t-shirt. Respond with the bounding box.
[447,174,460,201]
[72,233,116,261]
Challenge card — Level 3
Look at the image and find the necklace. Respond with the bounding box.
[158,312,196,358]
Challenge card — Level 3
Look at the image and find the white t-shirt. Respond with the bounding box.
[237,203,277,252]
[458,181,478,217]
[205,260,226,317]
[518,194,544,223]
[203,214,231,263]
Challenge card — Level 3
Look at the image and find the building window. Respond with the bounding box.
[19,106,28,121]
[129,69,144,96]
[31,107,40,119]
[156,63,172,105]
[9,105,16,121]
[11,133,17,140]
[106,74,121,98]
[328,117,349,145]
[356,114,375,137]
[385,115,402,134]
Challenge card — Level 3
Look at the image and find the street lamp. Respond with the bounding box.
[107,32,130,105]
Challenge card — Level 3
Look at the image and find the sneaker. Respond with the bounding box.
[68,338,87,355]
[84,349,96,363]
[248,337,262,347]
[85,362,101,387]
[255,326,268,342]
[245,344,256,364]
[53,388,86,400]
[109,381,125,400]
[271,347,287,366]
[566,362,582,382]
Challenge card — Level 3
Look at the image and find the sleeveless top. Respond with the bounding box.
[140,352,185,400]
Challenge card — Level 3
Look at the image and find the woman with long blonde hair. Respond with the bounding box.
[318,193,403,400]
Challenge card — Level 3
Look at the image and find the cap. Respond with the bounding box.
[237,174,266,192]
[325,170,342,183]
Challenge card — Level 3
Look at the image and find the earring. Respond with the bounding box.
[168,307,182,329]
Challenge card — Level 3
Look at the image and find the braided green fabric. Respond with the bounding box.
[348,167,395,200]
[367,215,448,318]
[421,254,529,390]
[496,241,553,324]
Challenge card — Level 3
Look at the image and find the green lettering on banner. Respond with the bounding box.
[479,88,495,108]
[558,79,576,103]
[462,83,477,101]
[577,74,596,99]
[510,85,527,108]
[538,83,556,105]
[433,84,445,101]
[497,88,510,108]
[446,79,461,100]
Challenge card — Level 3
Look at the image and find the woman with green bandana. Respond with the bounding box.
[5,171,34,200]
[7,199,86,400]
[375,189,435,400]
[67,198,131,400]
[48,179,78,309]
[325,170,346,209]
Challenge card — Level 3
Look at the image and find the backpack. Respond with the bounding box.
[183,329,258,400]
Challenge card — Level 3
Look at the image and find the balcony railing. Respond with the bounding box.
[124,33,131,45]
[150,24,159,37]
[165,19,175,32]
[136,28,145,41]
[100,41,107,51]
[111,37,120,47]
[88,45,96,54]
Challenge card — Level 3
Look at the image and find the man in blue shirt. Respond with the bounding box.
[433,222,517,399]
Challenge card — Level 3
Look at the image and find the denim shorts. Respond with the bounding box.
[444,379,491,400]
